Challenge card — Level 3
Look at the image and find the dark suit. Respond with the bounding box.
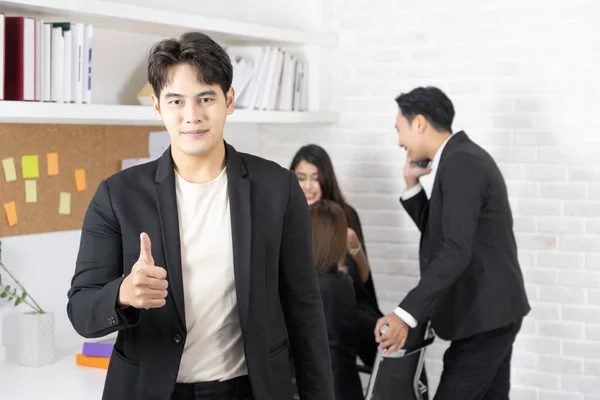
[399,131,530,399]
[67,142,335,400]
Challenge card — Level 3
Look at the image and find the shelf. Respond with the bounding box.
[0,101,339,125]
[0,0,337,46]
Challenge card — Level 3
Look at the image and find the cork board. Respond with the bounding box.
[0,123,156,238]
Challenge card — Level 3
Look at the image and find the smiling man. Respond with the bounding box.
[375,86,530,399]
[67,32,334,400]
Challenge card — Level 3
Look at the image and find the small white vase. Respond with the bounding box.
[16,311,56,367]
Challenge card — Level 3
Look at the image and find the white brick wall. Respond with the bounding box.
[261,0,600,398]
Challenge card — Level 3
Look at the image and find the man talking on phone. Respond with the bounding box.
[374,86,530,399]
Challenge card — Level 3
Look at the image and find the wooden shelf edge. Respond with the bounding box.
[0,102,339,125]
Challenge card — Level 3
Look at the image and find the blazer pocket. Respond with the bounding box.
[268,339,288,357]
[112,345,140,367]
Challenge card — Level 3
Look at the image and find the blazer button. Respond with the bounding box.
[173,334,182,344]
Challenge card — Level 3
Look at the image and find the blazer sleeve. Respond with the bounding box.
[66,180,140,338]
[400,184,429,232]
[399,154,486,323]
[279,170,335,400]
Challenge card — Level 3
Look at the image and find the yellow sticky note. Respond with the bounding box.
[25,180,37,203]
[47,153,59,176]
[2,158,17,182]
[75,169,86,192]
[3,202,18,227]
[59,192,71,215]
[21,155,39,179]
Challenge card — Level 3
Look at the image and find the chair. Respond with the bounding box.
[363,321,435,400]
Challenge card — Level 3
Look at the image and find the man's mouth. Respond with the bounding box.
[182,129,209,137]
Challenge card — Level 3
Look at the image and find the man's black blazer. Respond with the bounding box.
[399,131,530,341]
[66,142,335,400]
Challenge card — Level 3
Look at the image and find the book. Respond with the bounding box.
[82,342,113,358]
[76,353,110,369]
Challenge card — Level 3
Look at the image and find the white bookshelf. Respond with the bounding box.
[0,101,339,125]
[0,0,337,46]
[0,0,338,125]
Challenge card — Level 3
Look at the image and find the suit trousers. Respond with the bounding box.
[171,375,254,400]
[433,319,523,400]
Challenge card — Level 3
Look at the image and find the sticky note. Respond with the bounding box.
[2,158,17,182]
[75,169,86,192]
[47,153,59,176]
[59,192,71,215]
[21,155,39,179]
[3,202,17,227]
[25,180,37,203]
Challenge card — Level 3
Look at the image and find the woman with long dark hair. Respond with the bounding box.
[309,199,364,400]
[290,144,382,367]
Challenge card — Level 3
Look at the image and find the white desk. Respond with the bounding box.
[0,350,107,399]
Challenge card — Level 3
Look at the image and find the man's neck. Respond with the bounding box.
[172,142,226,184]
[427,131,452,160]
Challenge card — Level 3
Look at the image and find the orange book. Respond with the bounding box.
[76,353,110,369]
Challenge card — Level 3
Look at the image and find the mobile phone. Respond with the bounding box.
[411,159,431,168]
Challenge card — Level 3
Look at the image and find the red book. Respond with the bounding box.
[4,16,36,101]
[0,13,5,100]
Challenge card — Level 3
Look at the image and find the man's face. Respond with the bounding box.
[395,111,427,161]
[152,63,234,160]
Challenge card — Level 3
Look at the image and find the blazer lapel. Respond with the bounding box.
[225,142,251,328]
[419,132,468,229]
[154,148,186,329]
[428,131,468,201]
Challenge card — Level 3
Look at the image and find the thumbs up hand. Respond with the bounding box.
[118,232,168,309]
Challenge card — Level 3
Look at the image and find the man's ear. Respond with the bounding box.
[226,86,235,115]
[151,93,162,120]
[415,114,428,133]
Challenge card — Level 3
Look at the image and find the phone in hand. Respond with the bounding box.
[411,159,431,168]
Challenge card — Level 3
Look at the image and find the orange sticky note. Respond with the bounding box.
[3,202,18,227]
[47,153,59,176]
[75,169,86,192]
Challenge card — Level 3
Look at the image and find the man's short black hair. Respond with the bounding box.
[395,86,455,132]
[147,32,233,100]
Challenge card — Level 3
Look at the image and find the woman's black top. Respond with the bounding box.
[318,269,364,400]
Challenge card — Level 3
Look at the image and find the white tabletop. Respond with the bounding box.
[0,350,107,400]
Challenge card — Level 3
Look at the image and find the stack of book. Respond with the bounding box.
[75,342,113,369]
[225,45,308,112]
[0,13,93,103]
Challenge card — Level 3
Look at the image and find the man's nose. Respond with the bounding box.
[183,103,202,124]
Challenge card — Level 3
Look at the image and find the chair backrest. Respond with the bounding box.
[365,350,424,399]
[364,321,435,400]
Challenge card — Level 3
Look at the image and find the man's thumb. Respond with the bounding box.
[139,232,154,264]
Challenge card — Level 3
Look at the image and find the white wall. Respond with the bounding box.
[260,0,600,398]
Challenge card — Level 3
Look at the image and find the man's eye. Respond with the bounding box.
[200,98,212,103]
